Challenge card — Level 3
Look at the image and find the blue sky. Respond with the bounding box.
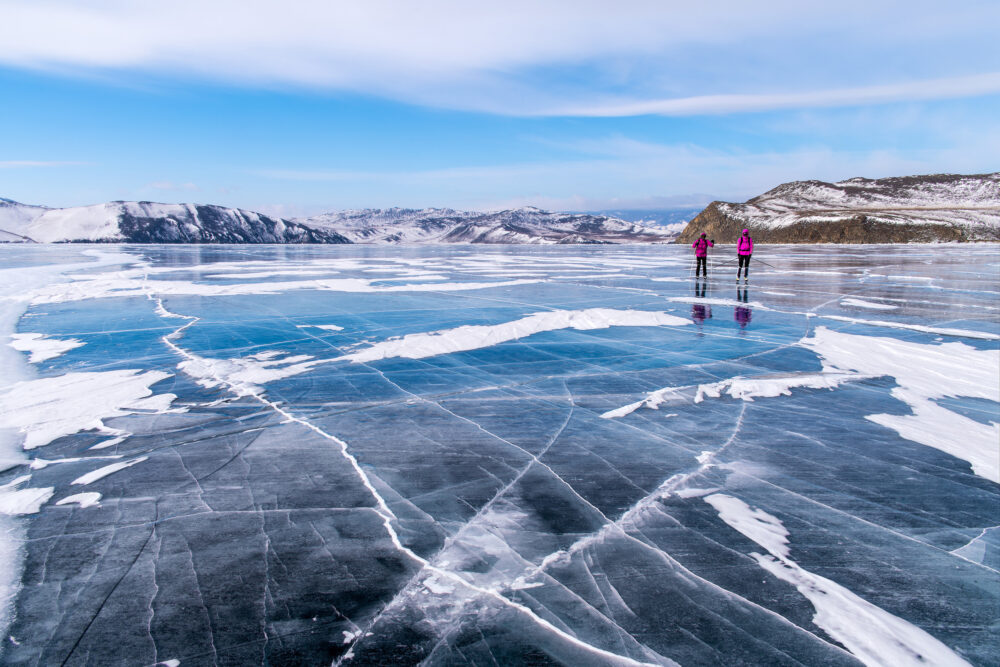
[1,1,998,216]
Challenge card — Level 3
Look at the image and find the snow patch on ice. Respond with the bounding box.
[695,372,864,403]
[839,298,898,311]
[7,333,84,363]
[178,352,321,398]
[818,315,999,340]
[71,456,148,486]
[296,324,344,332]
[25,272,542,305]
[56,492,102,509]
[802,327,1000,482]
[0,370,177,450]
[603,372,864,418]
[0,476,54,516]
[706,493,971,667]
[340,308,690,364]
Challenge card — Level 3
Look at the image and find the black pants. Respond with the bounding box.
[695,256,707,276]
[737,254,751,277]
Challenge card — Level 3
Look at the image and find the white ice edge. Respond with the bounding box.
[7,333,85,363]
[0,248,142,645]
[705,494,971,667]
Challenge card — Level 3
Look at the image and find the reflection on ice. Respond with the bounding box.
[0,243,996,665]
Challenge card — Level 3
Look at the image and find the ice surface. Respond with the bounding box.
[706,493,972,667]
[0,243,996,665]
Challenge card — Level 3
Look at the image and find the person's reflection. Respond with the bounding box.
[734,287,752,331]
[692,279,712,332]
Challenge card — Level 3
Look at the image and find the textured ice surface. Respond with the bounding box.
[0,243,997,666]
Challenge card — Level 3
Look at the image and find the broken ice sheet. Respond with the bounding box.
[0,243,996,665]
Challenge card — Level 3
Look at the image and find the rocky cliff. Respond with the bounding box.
[677,172,1000,244]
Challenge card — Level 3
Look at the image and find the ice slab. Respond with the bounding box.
[0,243,995,665]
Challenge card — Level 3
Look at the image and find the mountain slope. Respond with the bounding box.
[678,173,1000,243]
[299,206,676,244]
[0,200,351,244]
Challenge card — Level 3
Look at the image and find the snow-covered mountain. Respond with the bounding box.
[0,200,350,244]
[678,173,1000,243]
[298,206,676,244]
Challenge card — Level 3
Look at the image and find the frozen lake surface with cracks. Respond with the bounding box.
[0,243,997,666]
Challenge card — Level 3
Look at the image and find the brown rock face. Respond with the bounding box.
[677,204,975,244]
[676,172,1000,244]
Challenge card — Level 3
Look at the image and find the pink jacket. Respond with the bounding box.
[692,238,714,257]
[737,232,753,256]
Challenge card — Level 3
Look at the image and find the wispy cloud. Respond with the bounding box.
[255,131,1000,211]
[546,73,1000,117]
[3,1,998,115]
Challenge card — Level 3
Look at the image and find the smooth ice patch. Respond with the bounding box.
[802,327,1000,482]
[667,296,770,310]
[706,493,971,667]
[8,333,85,363]
[55,492,102,509]
[340,308,690,363]
[839,298,898,310]
[0,370,176,450]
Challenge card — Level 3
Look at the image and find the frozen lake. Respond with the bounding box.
[0,243,997,666]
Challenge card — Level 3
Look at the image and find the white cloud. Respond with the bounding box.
[548,73,1000,117]
[2,1,998,115]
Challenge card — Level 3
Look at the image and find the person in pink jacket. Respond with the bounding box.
[736,228,753,284]
[691,233,714,278]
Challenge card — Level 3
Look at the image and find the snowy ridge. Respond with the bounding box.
[0,199,350,244]
[679,172,1000,242]
[299,206,677,244]
[725,172,1000,230]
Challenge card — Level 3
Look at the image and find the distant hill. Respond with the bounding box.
[2,199,677,245]
[584,208,703,236]
[0,199,350,244]
[677,173,1000,243]
[298,206,676,244]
